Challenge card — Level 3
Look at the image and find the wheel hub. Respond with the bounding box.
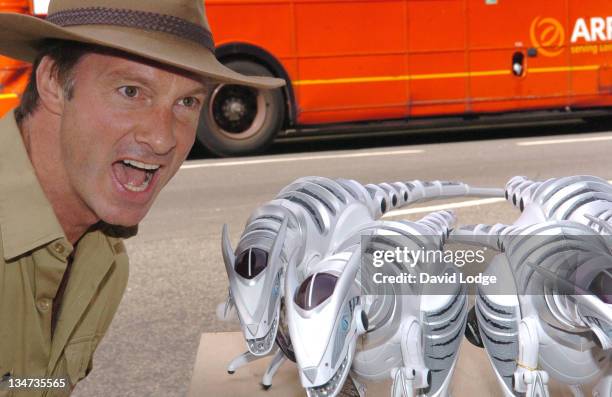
[223,99,247,121]
[209,83,267,140]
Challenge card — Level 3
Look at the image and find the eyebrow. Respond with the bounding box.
[104,70,209,96]
[183,85,209,97]
[104,70,155,88]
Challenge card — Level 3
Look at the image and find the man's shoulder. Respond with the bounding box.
[0,111,66,259]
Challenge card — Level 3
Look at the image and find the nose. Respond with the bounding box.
[134,106,177,155]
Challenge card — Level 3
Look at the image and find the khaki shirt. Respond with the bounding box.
[0,113,131,396]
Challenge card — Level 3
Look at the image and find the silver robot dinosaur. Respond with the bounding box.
[285,211,468,397]
[504,175,612,235]
[219,177,503,388]
[451,175,612,397]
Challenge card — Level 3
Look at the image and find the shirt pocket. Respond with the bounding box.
[63,337,94,386]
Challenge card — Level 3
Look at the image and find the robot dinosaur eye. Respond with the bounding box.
[234,248,269,279]
[295,272,338,310]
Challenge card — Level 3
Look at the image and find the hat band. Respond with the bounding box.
[47,7,215,52]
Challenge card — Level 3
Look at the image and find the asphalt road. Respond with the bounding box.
[73,119,612,397]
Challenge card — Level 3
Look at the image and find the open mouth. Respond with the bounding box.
[306,355,349,397]
[112,159,161,193]
[246,318,278,355]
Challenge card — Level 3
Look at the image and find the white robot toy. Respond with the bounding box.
[285,210,468,397]
[451,175,612,397]
[219,177,503,389]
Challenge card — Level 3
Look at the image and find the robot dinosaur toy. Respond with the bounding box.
[451,175,612,397]
[217,174,611,396]
[285,210,468,397]
[218,177,503,389]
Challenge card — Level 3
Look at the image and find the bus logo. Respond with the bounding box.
[530,17,565,57]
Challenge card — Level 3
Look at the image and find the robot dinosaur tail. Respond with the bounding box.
[366,179,504,217]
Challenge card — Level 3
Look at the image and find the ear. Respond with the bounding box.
[35,55,66,116]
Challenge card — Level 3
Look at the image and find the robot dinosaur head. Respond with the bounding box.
[541,240,612,349]
[222,218,289,356]
[499,221,612,349]
[454,219,612,349]
[286,250,368,397]
[531,253,612,349]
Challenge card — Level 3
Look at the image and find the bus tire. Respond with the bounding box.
[196,59,285,157]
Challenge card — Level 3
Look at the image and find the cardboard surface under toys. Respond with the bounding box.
[188,332,585,397]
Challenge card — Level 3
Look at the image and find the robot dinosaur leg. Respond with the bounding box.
[513,317,550,397]
[391,318,430,397]
[227,349,272,374]
[567,385,584,397]
[351,376,367,397]
[261,347,286,390]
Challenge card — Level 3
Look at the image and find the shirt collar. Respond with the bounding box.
[0,111,67,260]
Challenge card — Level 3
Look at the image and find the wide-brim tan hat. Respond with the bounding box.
[0,0,286,89]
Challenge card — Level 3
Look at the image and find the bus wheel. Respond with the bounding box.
[196,60,285,157]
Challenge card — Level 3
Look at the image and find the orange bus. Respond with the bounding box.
[2,0,612,156]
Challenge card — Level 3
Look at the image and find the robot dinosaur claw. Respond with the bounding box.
[513,317,550,397]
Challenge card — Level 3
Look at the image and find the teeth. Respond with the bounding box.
[125,183,147,192]
[124,171,154,192]
[247,318,277,354]
[122,159,160,171]
[307,356,349,397]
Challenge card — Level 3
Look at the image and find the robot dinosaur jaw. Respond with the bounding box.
[574,293,612,350]
[221,219,289,356]
[305,354,351,397]
[245,317,279,355]
[287,251,366,397]
[233,280,282,355]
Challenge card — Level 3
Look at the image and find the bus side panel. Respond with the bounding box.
[206,2,298,82]
[568,1,612,108]
[207,1,294,58]
[0,0,31,117]
[467,0,570,113]
[294,0,409,124]
[407,0,468,117]
[0,55,28,117]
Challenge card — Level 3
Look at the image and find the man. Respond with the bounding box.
[0,1,284,396]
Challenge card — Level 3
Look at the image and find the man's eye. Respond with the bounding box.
[179,97,200,108]
[119,86,139,98]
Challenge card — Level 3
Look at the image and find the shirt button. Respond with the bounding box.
[53,243,65,255]
[37,298,51,312]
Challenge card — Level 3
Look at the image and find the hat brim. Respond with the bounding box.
[0,13,286,89]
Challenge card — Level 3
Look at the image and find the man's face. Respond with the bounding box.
[57,52,207,226]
